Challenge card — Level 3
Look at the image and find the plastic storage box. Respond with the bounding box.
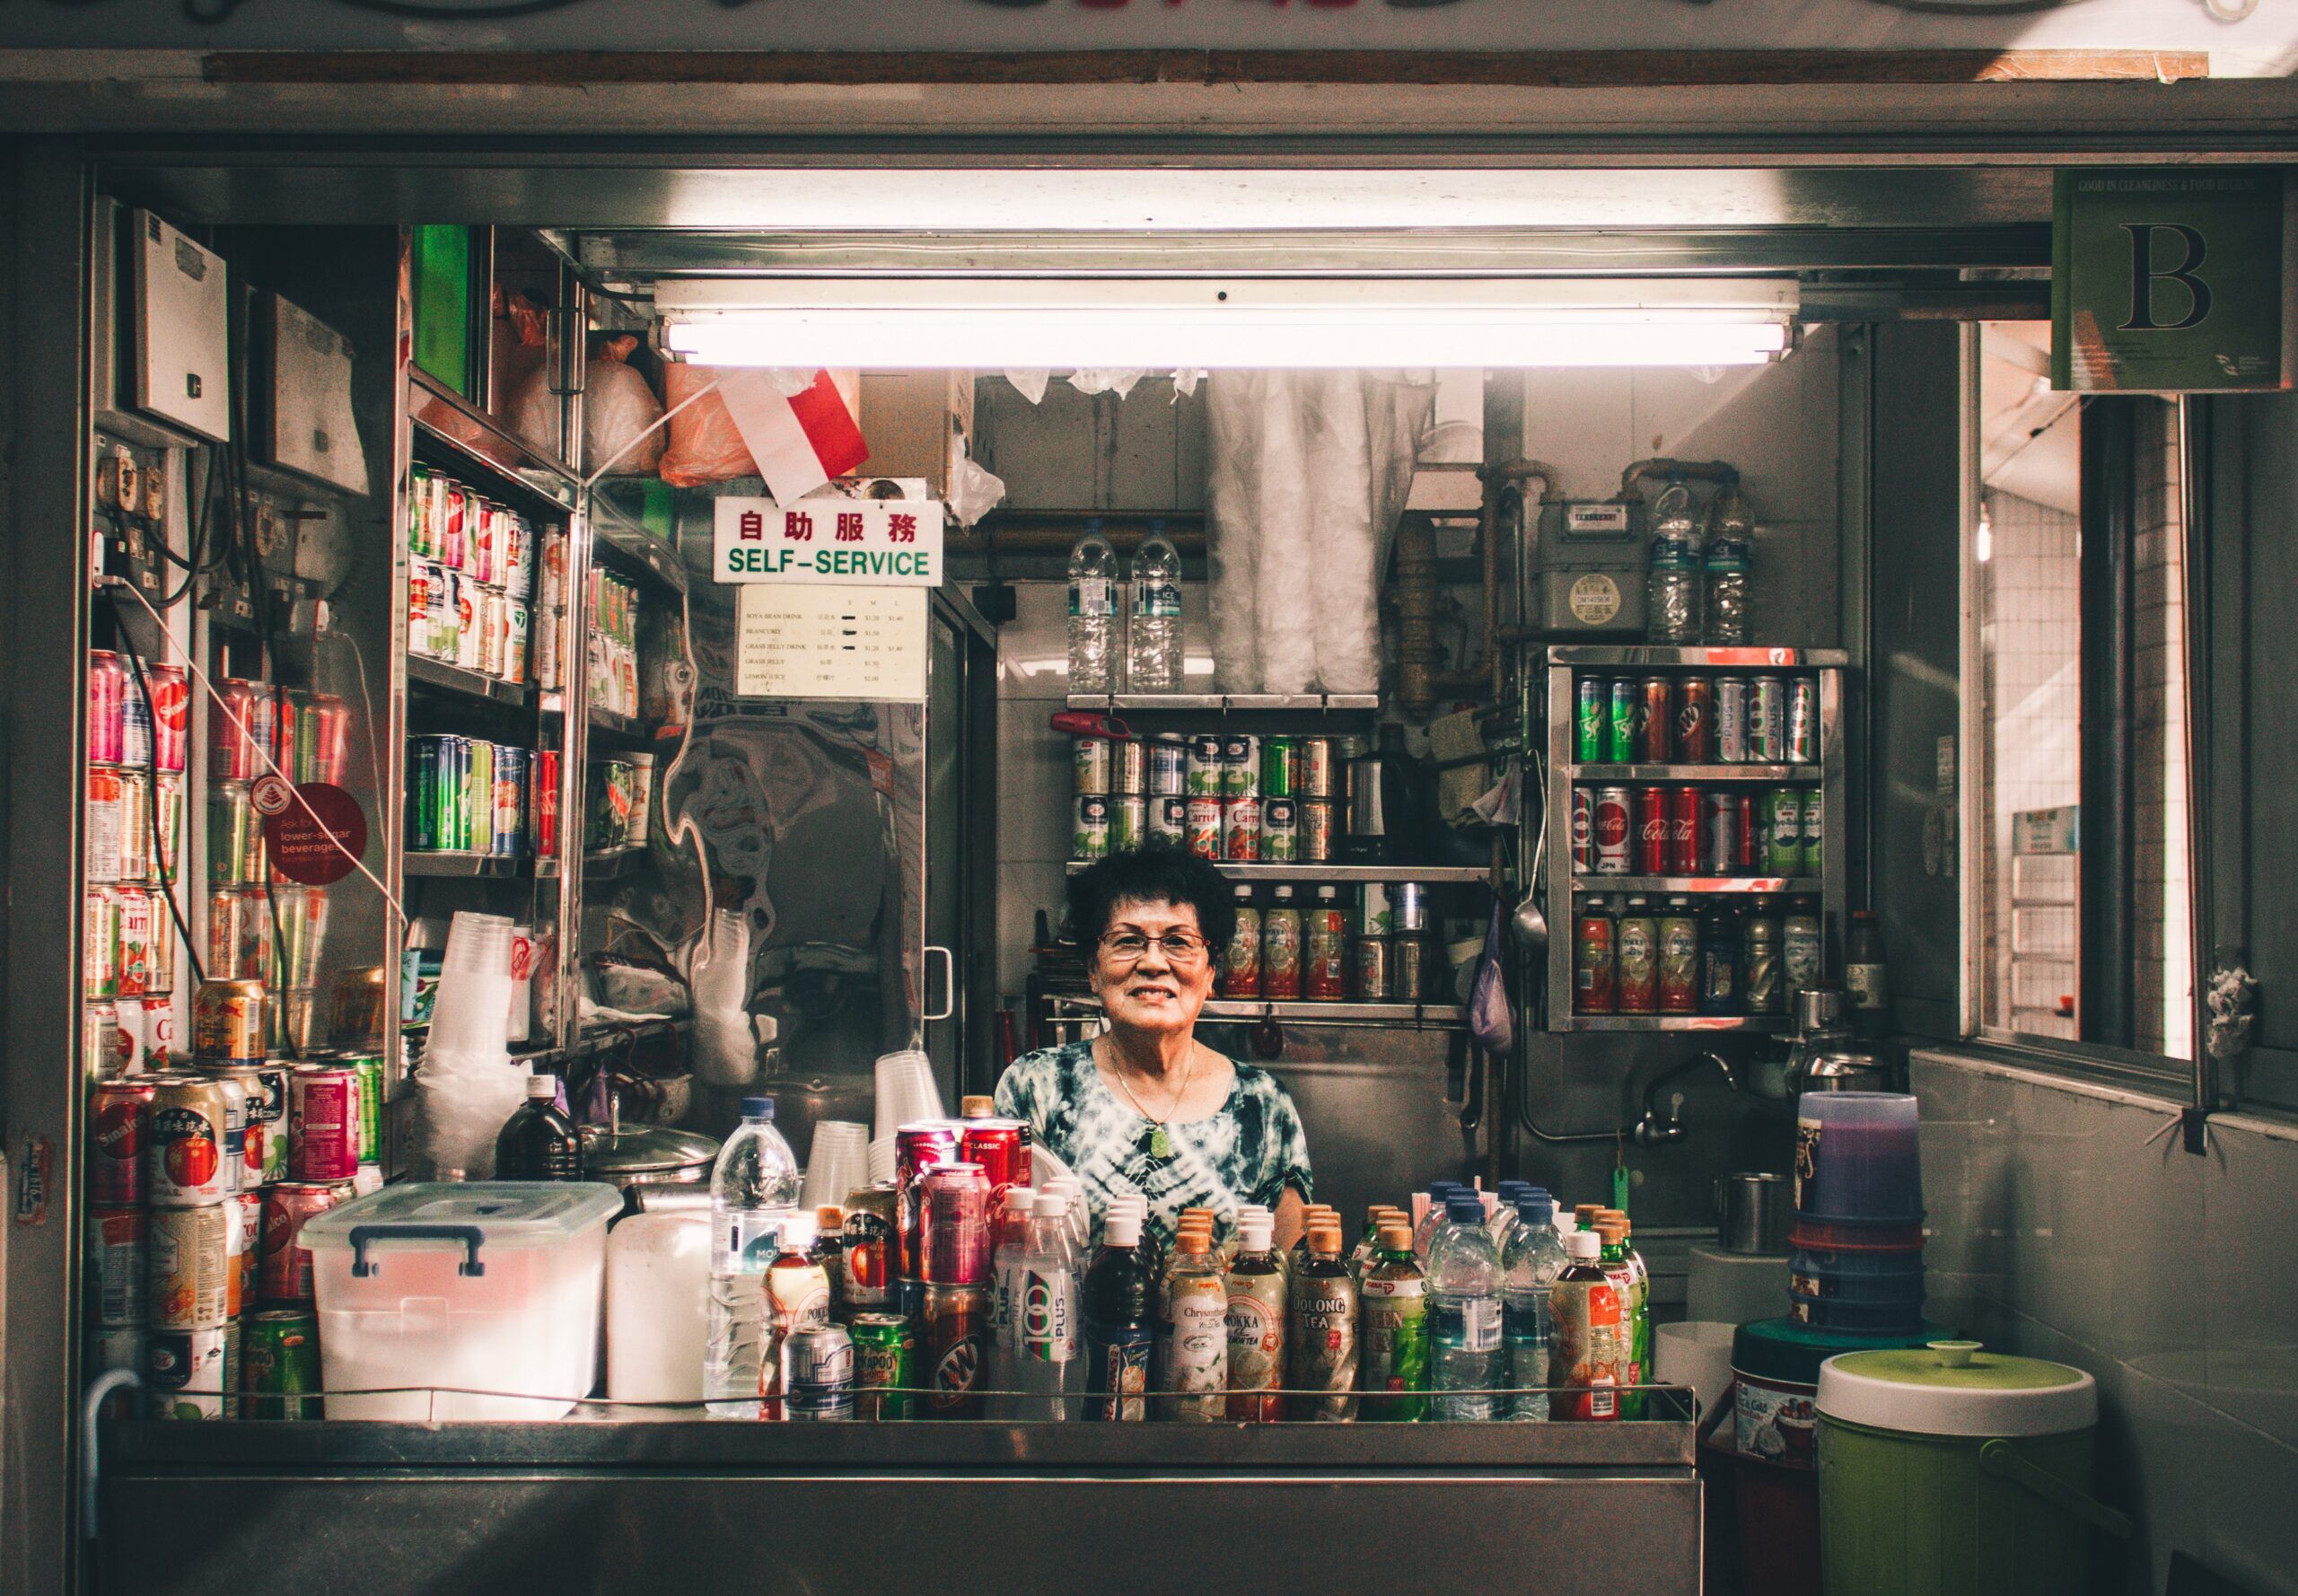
[303,1181,623,1420]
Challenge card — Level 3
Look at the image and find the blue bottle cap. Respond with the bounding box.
[741,1096,776,1119]
[1427,1179,1462,1198]
[1495,1179,1531,1199]
[1517,1193,1556,1225]
[1446,1192,1487,1223]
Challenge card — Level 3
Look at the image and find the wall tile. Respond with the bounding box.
[2204,1124,2298,1452]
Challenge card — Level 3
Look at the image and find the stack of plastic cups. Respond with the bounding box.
[872,1048,944,1178]
[415,912,524,1179]
[802,1121,872,1211]
[1787,1092,1925,1333]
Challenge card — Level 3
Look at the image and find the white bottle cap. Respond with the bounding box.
[1241,1215,1274,1251]
[1566,1229,1602,1261]
[1105,1210,1143,1247]
[523,1074,557,1100]
[1035,1190,1068,1220]
[1004,1186,1037,1214]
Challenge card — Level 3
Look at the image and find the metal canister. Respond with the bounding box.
[193,978,268,1065]
[206,888,271,984]
[1147,737,1188,797]
[1765,789,1805,875]
[230,1188,263,1317]
[409,467,434,557]
[87,1206,149,1327]
[146,1323,239,1421]
[1392,937,1430,1002]
[785,1324,856,1421]
[1392,882,1431,934]
[1750,676,1787,763]
[1715,677,1750,764]
[261,1180,350,1302]
[1110,795,1147,854]
[1148,795,1188,849]
[1638,677,1675,764]
[1185,736,1224,796]
[1299,738,1338,800]
[1219,735,1260,800]
[850,1311,917,1421]
[1113,738,1148,798]
[492,745,528,857]
[242,1062,289,1184]
[1261,798,1299,863]
[1185,796,1224,861]
[1298,800,1336,864]
[1801,788,1824,876]
[152,772,185,886]
[243,1307,323,1420]
[1260,736,1298,799]
[288,1065,361,1181]
[919,1282,989,1418]
[149,1201,232,1329]
[1593,788,1632,875]
[1223,799,1261,863]
[531,748,562,857]
[1303,892,1349,1001]
[1072,738,1112,796]
[1678,677,1715,763]
[1073,794,1111,861]
[1352,936,1394,1001]
[1785,678,1819,765]
[147,1073,232,1206]
[1569,787,1597,874]
[90,1078,155,1205]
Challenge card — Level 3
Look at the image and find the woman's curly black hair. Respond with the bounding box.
[1067,844,1237,960]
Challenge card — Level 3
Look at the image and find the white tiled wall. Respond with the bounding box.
[1914,1051,2298,1596]
[2130,401,2192,1059]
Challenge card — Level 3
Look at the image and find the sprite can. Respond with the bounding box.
[1574,677,1606,763]
[849,1311,917,1421]
[242,1308,322,1420]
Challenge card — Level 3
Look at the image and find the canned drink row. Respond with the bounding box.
[1215,882,1436,1003]
[92,1308,324,1421]
[1573,785,1822,878]
[86,995,173,1080]
[409,466,537,598]
[1573,672,1820,767]
[84,883,180,1001]
[1072,733,1345,802]
[209,680,353,786]
[407,735,549,857]
[1070,794,1339,864]
[588,752,652,851]
[87,766,183,886]
[201,884,330,987]
[92,1054,381,1209]
[90,652,190,772]
[409,561,531,686]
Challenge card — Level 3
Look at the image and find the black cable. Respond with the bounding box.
[100,586,207,991]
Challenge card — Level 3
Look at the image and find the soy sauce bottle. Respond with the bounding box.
[494,1074,583,1180]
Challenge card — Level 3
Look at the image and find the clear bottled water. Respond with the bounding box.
[1125,523,1183,693]
[703,1095,800,1417]
[1412,1180,1462,1265]
[1018,1190,1084,1421]
[1427,1192,1504,1420]
[1502,1191,1568,1420]
[1066,524,1119,694]
[1646,474,1704,645]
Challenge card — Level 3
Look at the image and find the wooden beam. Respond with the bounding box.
[201,48,2210,90]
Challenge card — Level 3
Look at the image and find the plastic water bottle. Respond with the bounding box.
[1125,522,1183,693]
[1503,1192,1568,1420]
[1704,474,1755,645]
[1646,472,1703,644]
[986,1186,1037,1419]
[1412,1180,1462,1264]
[703,1095,800,1417]
[1018,1190,1083,1420]
[1427,1192,1504,1420]
[1066,523,1119,695]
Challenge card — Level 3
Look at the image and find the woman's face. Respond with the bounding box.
[1088,898,1217,1039]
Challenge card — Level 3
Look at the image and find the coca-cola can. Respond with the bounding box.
[1715,678,1750,764]
[894,1120,964,1281]
[959,1119,1031,1202]
[1701,792,1740,873]
[1570,788,1596,873]
[1677,677,1715,764]
[1670,786,1702,875]
[261,1180,351,1302]
[1592,786,1632,875]
[1635,785,1671,875]
[920,1162,992,1286]
[1639,677,1674,764]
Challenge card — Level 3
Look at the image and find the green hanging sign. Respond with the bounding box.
[2051,168,2293,393]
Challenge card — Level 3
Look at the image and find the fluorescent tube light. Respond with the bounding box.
[655,278,1797,370]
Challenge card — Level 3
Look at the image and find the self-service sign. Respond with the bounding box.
[2052,168,2293,393]
[713,498,945,586]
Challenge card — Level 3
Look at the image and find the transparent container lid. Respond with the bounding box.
[303,1181,624,1252]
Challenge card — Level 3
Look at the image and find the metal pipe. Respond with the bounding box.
[2177,397,2219,1127]
[1618,457,1736,498]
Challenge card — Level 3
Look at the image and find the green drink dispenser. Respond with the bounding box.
[1535,498,1649,637]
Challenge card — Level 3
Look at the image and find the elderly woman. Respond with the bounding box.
[995,846,1312,1250]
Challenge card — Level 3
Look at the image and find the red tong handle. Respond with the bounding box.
[1050,710,1131,740]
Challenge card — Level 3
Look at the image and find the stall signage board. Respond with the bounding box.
[713,497,945,587]
[734,584,928,702]
[2052,169,2293,392]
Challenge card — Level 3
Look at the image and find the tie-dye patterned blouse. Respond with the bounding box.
[993,1039,1314,1250]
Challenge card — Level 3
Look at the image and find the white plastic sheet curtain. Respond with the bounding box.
[1205,372,1433,695]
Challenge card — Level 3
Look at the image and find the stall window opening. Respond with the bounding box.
[1969,321,2191,1065]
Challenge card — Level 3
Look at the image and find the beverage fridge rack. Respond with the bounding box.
[1541,645,1849,1034]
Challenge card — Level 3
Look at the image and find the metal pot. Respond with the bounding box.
[1715,1171,1794,1255]
[577,1122,720,1215]
[1798,1045,1892,1095]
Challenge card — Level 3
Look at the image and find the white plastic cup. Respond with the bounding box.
[803,1120,873,1209]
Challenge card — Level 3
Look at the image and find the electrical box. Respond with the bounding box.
[127,209,232,443]
[857,372,974,500]
[1535,499,1648,637]
[251,291,371,497]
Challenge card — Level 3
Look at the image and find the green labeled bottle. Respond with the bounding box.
[1358,1223,1430,1422]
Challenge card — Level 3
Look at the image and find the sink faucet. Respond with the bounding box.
[1632,1050,1740,1146]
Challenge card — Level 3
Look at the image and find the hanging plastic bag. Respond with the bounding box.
[581,336,667,478]
[1469,899,1514,1058]
[658,362,758,487]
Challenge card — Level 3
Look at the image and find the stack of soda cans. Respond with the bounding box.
[405,734,556,861]
[1070,732,1349,864]
[84,647,187,1080]
[408,465,539,686]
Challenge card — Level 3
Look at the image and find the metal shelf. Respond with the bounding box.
[588,707,654,744]
[407,652,531,709]
[408,377,578,521]
[1065,692,1378,715]
[1569,875,1820,894]
[1565,763,1820,784]
[1065,860,1491,884]
[1059,994,1469,1028]
[1555,1014,1794,1034]
[592,515,689,598]
[403,851,536,880]
[1548,645,1851,669]
[583,846,646,881]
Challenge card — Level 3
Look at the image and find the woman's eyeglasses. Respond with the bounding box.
[1099,930,1210,966]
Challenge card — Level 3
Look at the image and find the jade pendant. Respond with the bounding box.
[1147,1124,1172,1160]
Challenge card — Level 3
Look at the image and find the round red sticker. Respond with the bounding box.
[260,783,370,887]
[249,773,295,817]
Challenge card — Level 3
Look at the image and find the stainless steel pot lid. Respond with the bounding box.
[577,1123,720,1179]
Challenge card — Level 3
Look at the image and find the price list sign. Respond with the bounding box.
[734,585,928,702]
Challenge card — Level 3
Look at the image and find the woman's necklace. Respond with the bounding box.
[1101,1040,1197,1160]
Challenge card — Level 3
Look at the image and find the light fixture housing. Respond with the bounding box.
[654,277,1799,370]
